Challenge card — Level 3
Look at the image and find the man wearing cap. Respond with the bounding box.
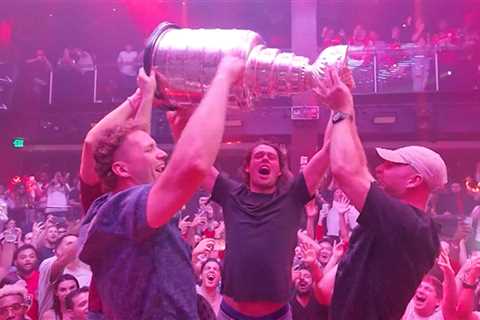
[314,67,444,320]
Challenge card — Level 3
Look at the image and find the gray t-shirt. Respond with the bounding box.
[79,184,198,320]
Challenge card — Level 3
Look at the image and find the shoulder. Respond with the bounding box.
[364,184,419,215]
[42,309,57,320]
[214,174,244,194]
[39,256,56,271]
[90,184,151,214]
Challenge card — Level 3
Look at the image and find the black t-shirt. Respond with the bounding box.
[212,173,311,303]
[290,294,329,320]
[330,183,440,320]
[37,245,55,263]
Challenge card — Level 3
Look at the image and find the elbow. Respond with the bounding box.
[188,159,211,179]
[83,132,95,146]
[331,163,356,182]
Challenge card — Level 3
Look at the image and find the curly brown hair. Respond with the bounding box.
[93,120,146,190]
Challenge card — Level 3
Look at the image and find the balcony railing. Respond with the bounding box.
[1,45,479,111]
[346,44,480,94]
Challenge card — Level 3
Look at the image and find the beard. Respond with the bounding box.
[16,264,35,275]
[296,287,312,297]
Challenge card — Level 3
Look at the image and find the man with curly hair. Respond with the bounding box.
[78,57,244,320]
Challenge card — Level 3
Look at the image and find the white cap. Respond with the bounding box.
[376,146,448,191]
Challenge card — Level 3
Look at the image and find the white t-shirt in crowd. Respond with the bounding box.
[46,185,69,213]
[117,50,139,76]
[38,257,92,316]
[402,300,444,320]
[326,201,360,237]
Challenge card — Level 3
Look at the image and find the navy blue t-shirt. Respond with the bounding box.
[212,173,312,303]
[79,185,198,320]
[330,183,440,320]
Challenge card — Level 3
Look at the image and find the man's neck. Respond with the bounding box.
[18,269,35,280]
[45,241,56,249]
[200,286,220,300]
[415,307,435,318]
[400,189,429,212]
[249,183,277,194]
[295,293,311,308]
[112,180,137,194]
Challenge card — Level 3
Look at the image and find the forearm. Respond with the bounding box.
[457,287,476,319]
[459,240,468,266]
[338,213,349,242]
[457,272,478,319]
[49,257,71,283]
[442,269,458,320]
[307,216,316,239]
[330,113,372,210]
[310,261,325,303]
[323,253,341,274]
[0,242,15,270]
[317,264,338,305]
[303,146,330,196]
[80,95,138,184]
[146,59,239,228]
[172,74,229,169]
[134,95,153,134]
[84,95,137,144]
[330,115,367,180]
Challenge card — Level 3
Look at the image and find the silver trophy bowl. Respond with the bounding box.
[144,22,348,110]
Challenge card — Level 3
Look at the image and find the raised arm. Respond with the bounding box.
[146,57,244,228]
[80,68,155,185]
[305,199,318,239]
[167,109,220,194]
[0,241,15,282]
[437,250,458,320]
[302,114,331,196]
[456,256,480,320]
[299,241,324,303]
[314,67,374,212]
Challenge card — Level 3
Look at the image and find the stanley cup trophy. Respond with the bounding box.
[144,22,349,110]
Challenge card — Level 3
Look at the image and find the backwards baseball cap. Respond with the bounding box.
[376,146,448,191]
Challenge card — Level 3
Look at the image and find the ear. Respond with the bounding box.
[111,161,130,179]
[406,174,424,189]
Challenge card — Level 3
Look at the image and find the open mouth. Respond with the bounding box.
[298,281,309,290]
[415,295,426,304]
[258,165,271,175]
[155,164,165,174]
[319,253,330,261]
[206,272,217,283]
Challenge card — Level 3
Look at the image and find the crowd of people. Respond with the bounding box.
[0,51,479,320]
[2,13,480,111]
[319,15,480,51]
[0,10,479,320]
